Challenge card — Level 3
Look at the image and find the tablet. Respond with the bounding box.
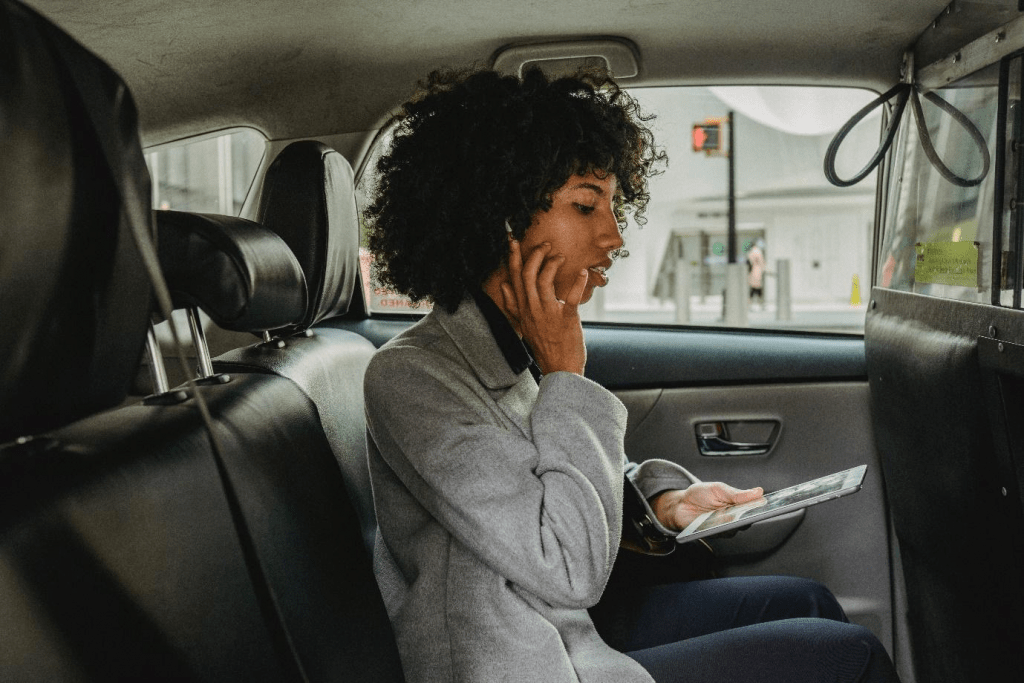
[676,464,868,543]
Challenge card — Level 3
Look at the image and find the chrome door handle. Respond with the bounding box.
[696,422,775,456]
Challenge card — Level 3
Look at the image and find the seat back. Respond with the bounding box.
[0,0,152,444]
[865,287,1024,683]
[209,140,380,554]
[2,391,296,682]
[155,210,405,681]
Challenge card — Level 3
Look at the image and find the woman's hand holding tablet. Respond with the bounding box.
[676,465,868,543]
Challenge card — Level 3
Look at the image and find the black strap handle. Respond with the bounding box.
[824,83,911,187]
[910,88,991,188]
[824,81,991,189]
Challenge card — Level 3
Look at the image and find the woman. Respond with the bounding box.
[748,239,766,307]
[363,67,898,683]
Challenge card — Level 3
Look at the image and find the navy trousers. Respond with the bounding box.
[589,576,900,683]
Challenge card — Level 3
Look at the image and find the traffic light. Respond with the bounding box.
[692,122,721,152]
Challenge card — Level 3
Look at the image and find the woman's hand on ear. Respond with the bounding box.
[500,238,588,376]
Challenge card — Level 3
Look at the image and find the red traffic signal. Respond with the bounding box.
[692,122,721,152]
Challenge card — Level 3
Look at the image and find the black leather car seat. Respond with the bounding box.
[155,210,405,682]
[209,141,381,555]
[0,2,403,680]
[0,2,292,678]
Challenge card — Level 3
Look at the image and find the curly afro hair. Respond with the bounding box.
[364,66,666,312]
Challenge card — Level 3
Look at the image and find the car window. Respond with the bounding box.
[589,86,879,334]
[356,86,880,332]
[354,126,435,314]
[144,128,266,216]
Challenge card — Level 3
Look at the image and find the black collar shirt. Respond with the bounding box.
[471,290,543,385]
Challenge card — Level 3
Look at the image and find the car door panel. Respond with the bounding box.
[586,326,893,652]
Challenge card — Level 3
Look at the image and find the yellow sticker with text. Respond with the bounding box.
[914,241,979,288]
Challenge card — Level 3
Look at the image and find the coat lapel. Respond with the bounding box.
[434,297,537,438]
[493,373,538,439]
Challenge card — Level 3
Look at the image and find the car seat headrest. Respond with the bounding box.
[0,0,153,443]
[256,140,361,330]
[156,211,307,334]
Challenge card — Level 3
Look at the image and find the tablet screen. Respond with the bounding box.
[677,465,867,543]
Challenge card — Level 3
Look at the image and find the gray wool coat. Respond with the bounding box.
[364,296,693,683]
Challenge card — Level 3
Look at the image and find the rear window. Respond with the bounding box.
[144,128,266,216]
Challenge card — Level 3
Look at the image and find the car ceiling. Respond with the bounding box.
[25,0,956,147]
